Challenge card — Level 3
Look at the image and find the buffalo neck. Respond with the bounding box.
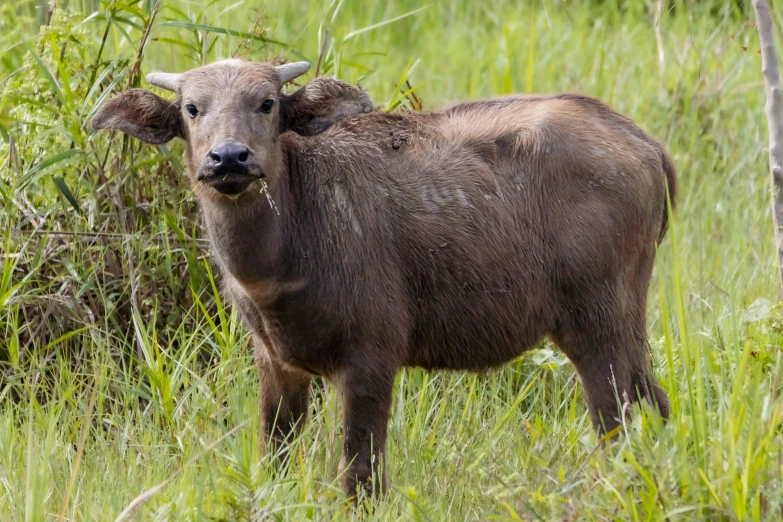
[198,171,289,286]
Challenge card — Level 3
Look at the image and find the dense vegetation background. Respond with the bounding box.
[2,0,783,520]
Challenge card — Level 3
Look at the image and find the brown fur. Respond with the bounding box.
[92,59,675,499]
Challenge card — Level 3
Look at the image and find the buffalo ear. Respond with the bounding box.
[280,78,373,136]
[293,116,339,136]
[92,89,183,144]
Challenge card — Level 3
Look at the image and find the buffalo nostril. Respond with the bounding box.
[208,150,222,164]
[238,149,249,163]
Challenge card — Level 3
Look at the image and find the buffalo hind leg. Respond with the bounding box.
[255,340,312,460]
[334,360,396,500]
[554,305,669,434]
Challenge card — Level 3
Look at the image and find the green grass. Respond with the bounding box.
[2,0,783,519]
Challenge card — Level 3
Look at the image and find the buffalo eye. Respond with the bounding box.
[185,104,198,119]
[259,99,275,114]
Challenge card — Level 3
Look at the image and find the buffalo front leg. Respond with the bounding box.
[255,339,312,458]
[335,362,396,499]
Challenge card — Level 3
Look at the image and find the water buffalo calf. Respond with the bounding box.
[93,59,675,498]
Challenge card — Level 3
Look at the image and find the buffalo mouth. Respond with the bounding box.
[197,166,263,195]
